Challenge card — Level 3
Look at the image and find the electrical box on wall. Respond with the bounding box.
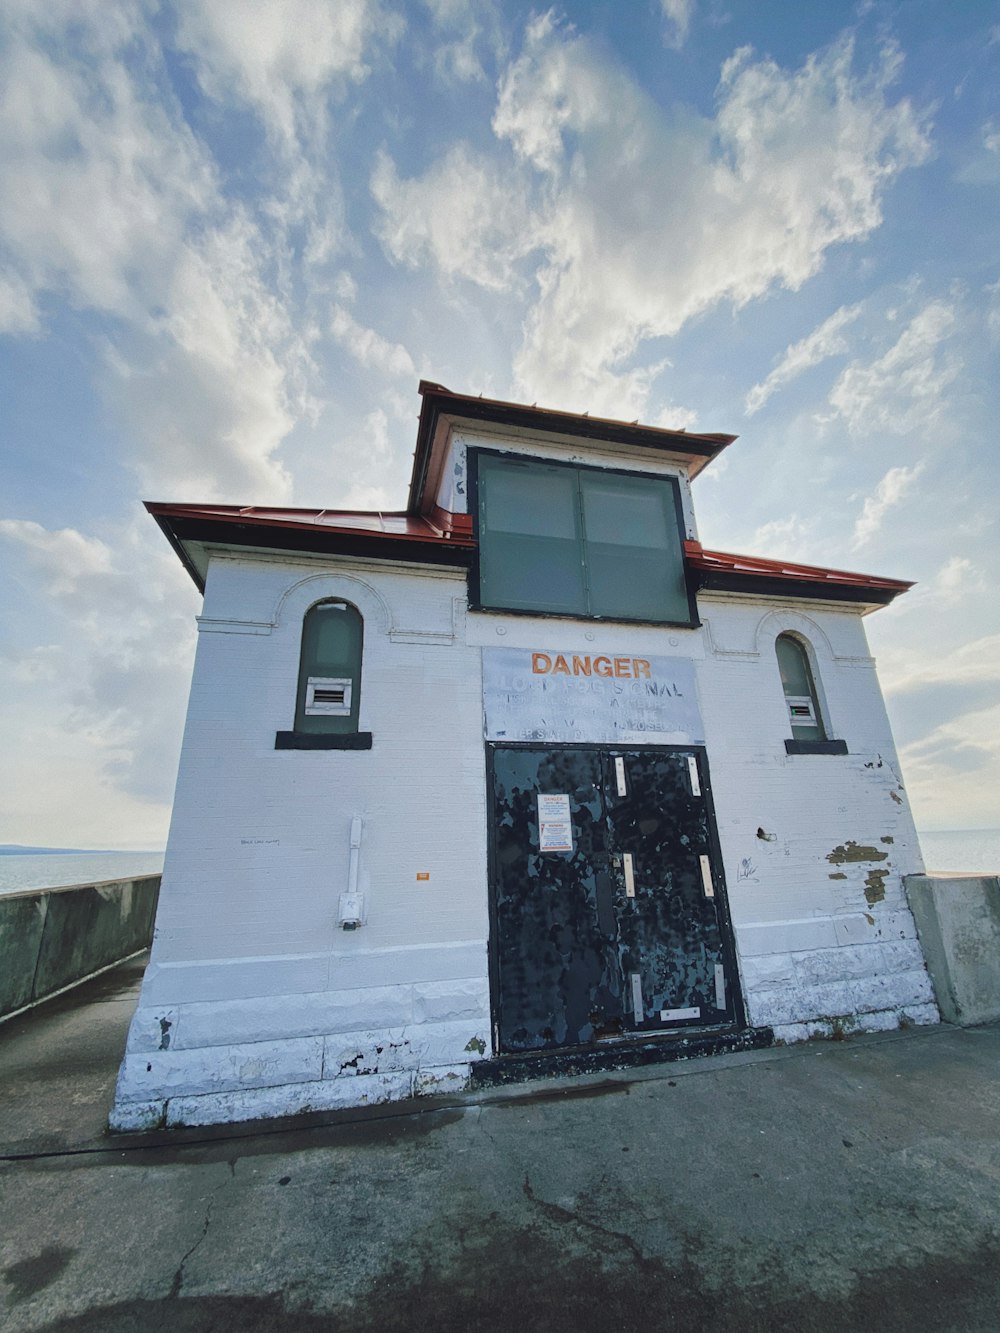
[340,815,365,929]
[338,891,364,930]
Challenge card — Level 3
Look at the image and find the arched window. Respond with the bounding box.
[276,601,371,749]
[296,601,363,732]
[775,633,825,742]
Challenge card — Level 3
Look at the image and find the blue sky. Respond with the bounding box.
[1,0,998,847]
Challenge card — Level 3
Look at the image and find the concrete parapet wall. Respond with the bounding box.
[905,874,1000,1026]
[0,876,161,1020]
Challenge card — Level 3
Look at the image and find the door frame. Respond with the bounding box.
[484,740,748,1056]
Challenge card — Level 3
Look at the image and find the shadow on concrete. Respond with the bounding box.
[3,958,1000,1332]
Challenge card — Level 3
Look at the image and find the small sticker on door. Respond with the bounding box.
[614,756,627,796]
[687,756,701,796]
[537,793,573,853]
[623,853,636,898]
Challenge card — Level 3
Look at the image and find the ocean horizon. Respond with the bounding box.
[0,850,164,896]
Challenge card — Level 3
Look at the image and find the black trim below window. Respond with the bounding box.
[275,731,373,750]
[784,739,848,756]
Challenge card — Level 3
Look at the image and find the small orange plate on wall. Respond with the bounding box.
[416,872,430,881]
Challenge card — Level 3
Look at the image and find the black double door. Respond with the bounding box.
[488,745,740,1053]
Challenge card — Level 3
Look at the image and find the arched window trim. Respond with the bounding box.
[775,631,847,757]
[275,598,373,751]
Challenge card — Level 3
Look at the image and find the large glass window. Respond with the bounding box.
[474,453,692,623]
[294,601,363,734]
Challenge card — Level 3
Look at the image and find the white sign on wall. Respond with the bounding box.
[483,648,704,745]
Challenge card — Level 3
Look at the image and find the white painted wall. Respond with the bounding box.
[113,553,493,1129]
[697,593,936,1041]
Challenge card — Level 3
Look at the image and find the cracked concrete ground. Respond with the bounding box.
[2,959,1000,1331]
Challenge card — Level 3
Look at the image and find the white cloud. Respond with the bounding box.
[172,1,398,263]
[0,4,216,325]
[745,515,818,560]
[0,271,40,335]
[881,632,1000,696]
[375,23,931,420]
[745,304,861,414]
[330,306,416,379]
[660,0,695,49]
[0,516,199,844]
[371,143,540,293]
[102,216,315,503]
[492,11,623,174]
[985,279,1000,340]
[174,0,387,146]
[0,5,321,502]
[420,0,503,85]
[0,520,113,594]
[334,408,402,509]
[335,271,359,304]
[828,300,958,435]
[931,556,983,599]
[851,462,924,549]
[899,700,1000,830]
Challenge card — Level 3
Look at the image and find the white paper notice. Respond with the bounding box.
[537,793,573,853]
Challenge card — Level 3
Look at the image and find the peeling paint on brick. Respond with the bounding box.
[826,841,889,865]
[865,869,890,906]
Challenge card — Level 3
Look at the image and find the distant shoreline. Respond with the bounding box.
[0,846,161,856]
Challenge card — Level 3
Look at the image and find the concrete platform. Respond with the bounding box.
[2,958,1000,1331]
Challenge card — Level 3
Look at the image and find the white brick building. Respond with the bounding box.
[112,382,936,1130]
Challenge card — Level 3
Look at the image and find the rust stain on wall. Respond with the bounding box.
[826,841,889,866]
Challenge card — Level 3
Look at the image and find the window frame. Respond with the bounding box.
[467,447,699,628]
[774,631,847,756]
[274,598,373,751]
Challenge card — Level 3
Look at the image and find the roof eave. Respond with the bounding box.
[692,569,909,609]
[408,380,736,512]
[145,504,474,592]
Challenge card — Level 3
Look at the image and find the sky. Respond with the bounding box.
[0,0,998,849]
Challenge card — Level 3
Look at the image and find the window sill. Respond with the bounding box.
[275,731,373,750]
[784,739,848,756]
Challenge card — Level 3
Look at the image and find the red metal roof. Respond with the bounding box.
[145,501,911,606]
[684,541,913,597]
[145,502,476,546]
[417,380,737,449]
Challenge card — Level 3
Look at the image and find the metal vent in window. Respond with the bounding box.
[305,676,352,716]
[786,695,817,728]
